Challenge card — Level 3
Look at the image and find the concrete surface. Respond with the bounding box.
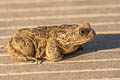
[0,0,120,80]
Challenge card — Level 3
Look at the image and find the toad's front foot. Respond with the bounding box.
[77,46,84,51]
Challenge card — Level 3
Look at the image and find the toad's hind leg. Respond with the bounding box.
[8,37,38,63]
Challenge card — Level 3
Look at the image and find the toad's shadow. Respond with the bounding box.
[64,34,120,60]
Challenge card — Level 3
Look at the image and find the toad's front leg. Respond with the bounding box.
[45,39,63,62]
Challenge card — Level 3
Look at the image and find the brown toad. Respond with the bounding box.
[8,22,96,63]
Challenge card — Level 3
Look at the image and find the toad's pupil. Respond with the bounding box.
[81,30,85,34]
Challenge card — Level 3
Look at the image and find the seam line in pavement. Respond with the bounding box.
[0,58,120,66]
[0,21,120,30]
[0,68,120,76]
[87,78,120,80]
[0,4,120,13]
[0,0,87,4]
[0,13,120,22]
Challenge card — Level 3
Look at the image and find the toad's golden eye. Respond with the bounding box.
[79,29,86,34]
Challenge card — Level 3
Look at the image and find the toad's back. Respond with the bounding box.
[13,24,77,39]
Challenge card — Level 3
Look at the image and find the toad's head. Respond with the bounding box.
[57,22,96,46]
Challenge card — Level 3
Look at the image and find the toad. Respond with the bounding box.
[8,22,96,63]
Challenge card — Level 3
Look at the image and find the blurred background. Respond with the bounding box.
[0,0,120,80]
[0,0,120,44]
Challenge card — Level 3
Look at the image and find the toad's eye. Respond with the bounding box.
[79,29,86,34]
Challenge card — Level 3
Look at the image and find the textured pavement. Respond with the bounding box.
[0,0,120,80]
